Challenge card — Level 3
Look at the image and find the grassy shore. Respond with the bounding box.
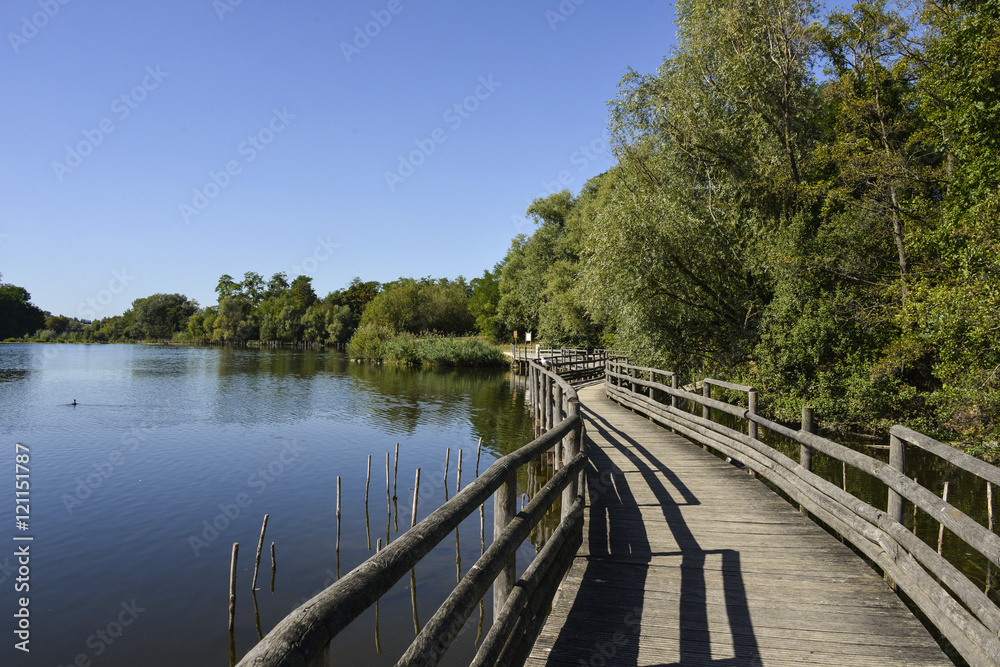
[347,326,506,367]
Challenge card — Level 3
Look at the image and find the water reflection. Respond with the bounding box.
[0,344,537,667]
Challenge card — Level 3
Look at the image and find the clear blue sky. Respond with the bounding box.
[3,0,675,319]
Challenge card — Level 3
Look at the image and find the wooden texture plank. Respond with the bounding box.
[525,383,953,667]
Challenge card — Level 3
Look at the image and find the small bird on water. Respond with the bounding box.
[71,399,77,406]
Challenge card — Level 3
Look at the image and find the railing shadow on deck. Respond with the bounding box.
[545,402,762,666]
[235,358,595,667]
[604,359,1000,667]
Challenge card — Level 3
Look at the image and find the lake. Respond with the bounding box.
[0,343,535,666]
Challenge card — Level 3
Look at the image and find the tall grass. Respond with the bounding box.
[347,325,506,367]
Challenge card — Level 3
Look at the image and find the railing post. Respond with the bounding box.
[702,381,711,420]
[888,432,907,525]
[553,383,564,469]
[492,471,517,615]
[800,406,813,515]
[747,388,758,478]
[543,374,551,431]
[671,373,678,408]
[649,370,657,404]
[562,398,581,522]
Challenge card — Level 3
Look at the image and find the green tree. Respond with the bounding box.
[0,278,45,339]
[131,293,199,340]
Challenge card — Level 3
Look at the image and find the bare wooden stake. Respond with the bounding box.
[475,437,483,477]
[336,476,342,553]
[393,443,399,500]
[479,503,485,555]
[269,542,276,593]
[938,481,950,555]
[411,468,421,528]
[444,447,451,485]
[365,455,371,507]
[228,543,239,631]
[385,452,391,513]
[251,514,269,591]
[457,448,463,493]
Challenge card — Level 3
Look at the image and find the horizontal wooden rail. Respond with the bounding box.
[238,363,584,667]
[605,360,1000,667]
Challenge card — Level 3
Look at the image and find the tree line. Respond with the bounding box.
[487,0,1000,452]
[7,0,998,450]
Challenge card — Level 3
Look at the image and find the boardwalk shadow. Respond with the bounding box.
[539,403,761,666]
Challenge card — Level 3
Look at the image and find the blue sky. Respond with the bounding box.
[0,0,679,319]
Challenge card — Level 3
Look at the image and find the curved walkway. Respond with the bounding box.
[526,382,952,666]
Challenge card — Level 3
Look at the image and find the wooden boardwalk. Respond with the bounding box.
[526,382,953,667]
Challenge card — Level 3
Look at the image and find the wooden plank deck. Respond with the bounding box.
[526,382,953,667]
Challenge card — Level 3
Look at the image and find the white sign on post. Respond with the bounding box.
[526,332,532,342]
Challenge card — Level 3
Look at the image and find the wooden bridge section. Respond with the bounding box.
[527,382,952,666]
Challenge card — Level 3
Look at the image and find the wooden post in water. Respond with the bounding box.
[365,455,371,507]
[228,543,239,631]
[336,476,343,553]
[269,542,276,593]
[411,468,421,528]
[385,452,390,515]
[492,470,517,616]
[251,514,269,591]
[475,437,482,477]
[456,448,463,493]
[800,407,814,515]
[444,447,450,487]
[938,482,950,555]
[393,443,399,501]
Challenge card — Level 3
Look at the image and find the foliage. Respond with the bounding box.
[0,277,45,339]
[359,276,474,335]
[131,293,199,340]
[354,330,506,367]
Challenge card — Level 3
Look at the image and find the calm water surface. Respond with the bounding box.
[0,344,536,666]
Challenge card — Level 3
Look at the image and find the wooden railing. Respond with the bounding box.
[510,346,626,382]
[605,360,1000,667]
[237,362,584,667]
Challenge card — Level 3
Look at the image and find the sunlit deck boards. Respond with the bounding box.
[525,382,953,667]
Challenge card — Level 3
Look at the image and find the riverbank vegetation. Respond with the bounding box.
[491,0,1000,453]
[9,0,998,451]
